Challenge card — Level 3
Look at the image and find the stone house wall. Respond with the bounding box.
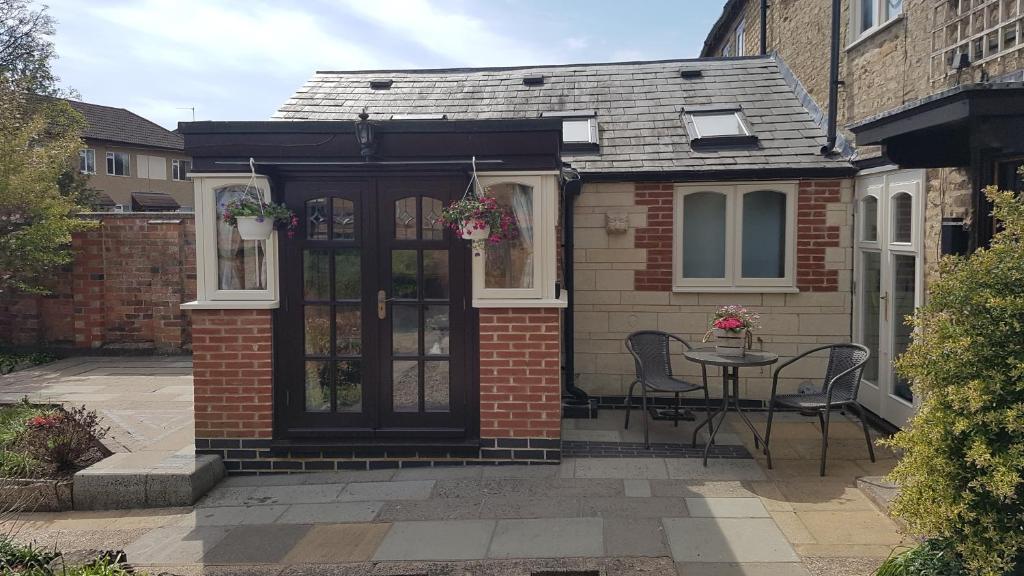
[572,179,854,404]
[0,213,196,352]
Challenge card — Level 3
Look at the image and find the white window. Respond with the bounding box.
[722,41,734,57]
[79,149,95,174]
[562,118,599,145]
[136,155,167,180]
[172,159,192,181]
[472,173,563,307]
[734,20,746,56]
[106,151,130,176]
[852,0,903,39]
[673,183,796,291]
[182,174,279,307]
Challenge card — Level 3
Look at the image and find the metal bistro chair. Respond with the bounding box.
[763,343,874,476]
[624,331,714,449]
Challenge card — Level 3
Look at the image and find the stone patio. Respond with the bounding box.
[0,359,905,574]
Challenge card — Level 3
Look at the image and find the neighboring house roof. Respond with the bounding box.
[67,100,184,151]
[131,191,180,211]
[275,56,851,177]
[701,0,747,58]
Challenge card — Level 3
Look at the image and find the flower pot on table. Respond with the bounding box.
[235,216,274,241]
[713,328,747,357]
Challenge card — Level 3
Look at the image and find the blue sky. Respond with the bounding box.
[45,0,726,129]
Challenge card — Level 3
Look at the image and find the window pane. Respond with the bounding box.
[892,192,912,243]
[425,305,449,355]
[304,361,331,413]
[691,112,746,137]
[335,360,362,412]
[304,305,330,355]
[424,361,450,412]
[393,360,418,412]
[335,305,361,355]
[742,191,786,278]
[334,249,360,300]
[484,183,535,289]
[861,196,878,241]
[892,254,916,403]
[562,119,594,143]
[332,198,355,240]
[395,196,417,240]
[682,192,727,279]
[392,304,419,355]
[392,250,417,299]
[303,249,330,300]
[423,250,449,299]
[860,251,881,384]
[422,197,444,240]
[885,0,902,20]
[861,0,876,31]
[306,198,328,240]
[215,185,267,290]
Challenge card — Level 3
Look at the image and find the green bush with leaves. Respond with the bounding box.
[886,181,1024,576]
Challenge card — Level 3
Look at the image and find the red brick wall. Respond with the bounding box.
[632,180,845,292]
[192,309,273,440]
[634,183,674,292]
[796,180,842,292]
[478,308,561,440]
[0,214,196,350]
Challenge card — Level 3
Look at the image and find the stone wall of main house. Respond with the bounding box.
[0,214,195,352]
[572,180,853,405]
[195,307,562,473]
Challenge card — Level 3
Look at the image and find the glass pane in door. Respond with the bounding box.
[860,251,881,383]
[892,254,916,403]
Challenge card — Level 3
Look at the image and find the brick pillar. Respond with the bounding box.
[191,309,273,444]
[72,227,105,348]
[478,308,562,462]
[796,180,842,292]
[634,183,674,291]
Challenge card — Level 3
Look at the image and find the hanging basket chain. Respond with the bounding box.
[242,157,266,218]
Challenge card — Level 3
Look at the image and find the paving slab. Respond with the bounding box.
[650,480,760,499]
[283,523,390,563]
[187,505,289,526]
[676,562,812,575]
[339,480,435,501]
[573,457,670,479]
[392,466,484,481]
[624,479,653,497]
[604,517,670,558]
[487,517,604,559]
[203,524,312,564]
[276,501,382,524]
[377,497,484,521]
[793,510,903,545]
[480,465,559,479]
[580,496,689,518]
[124,525,232,565]
[662,518,799,563]
[666,459,767,481]
[373,520,495,561]
[685,498,770,518]
[198,484,346,507]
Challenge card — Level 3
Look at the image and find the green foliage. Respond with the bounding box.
[0,537,58,573]
[886,181,1024,575]
[0,1,69,97]
[0,401,46,478]
[875,539,967,576]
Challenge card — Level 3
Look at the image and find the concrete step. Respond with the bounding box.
[73,451,224,510]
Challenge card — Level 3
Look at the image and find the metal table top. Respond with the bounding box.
[683,348,780,368]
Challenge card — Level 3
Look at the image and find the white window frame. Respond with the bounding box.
[561,118,599,145]
[472,172,564,308]
[79,149,95,174]
[172,159,192,181]
[673,182,797,292]
[735,19,746,57]
[106,151,130,177]
[850,0,903,44]
[182,174,279,309]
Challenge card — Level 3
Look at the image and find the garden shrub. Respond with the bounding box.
[887,182,1024,576]
[875,538,966,576]
[20,405,108,472]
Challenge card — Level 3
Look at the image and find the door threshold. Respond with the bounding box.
[271,438,481,451]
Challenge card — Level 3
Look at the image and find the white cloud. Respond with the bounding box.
[335,0,553,66]
[564,37,589,51]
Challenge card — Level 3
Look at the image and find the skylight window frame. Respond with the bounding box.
[540,111,600,149]
[682,105,758,148]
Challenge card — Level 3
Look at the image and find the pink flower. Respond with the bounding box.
[714,317,744,331]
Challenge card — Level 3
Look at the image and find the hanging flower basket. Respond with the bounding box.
[459,218,491,241]
[703,305,761,357]
[222,198,298,241]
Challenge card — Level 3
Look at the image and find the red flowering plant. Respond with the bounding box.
[222,199,299,238]
[437,195,518,250]
[703,305,761,342]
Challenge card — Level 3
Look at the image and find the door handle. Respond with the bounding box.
[880,291,888,322]
[377,290,387,320]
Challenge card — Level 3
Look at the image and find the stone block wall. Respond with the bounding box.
[572,180,854,404]
[0,213,196,351]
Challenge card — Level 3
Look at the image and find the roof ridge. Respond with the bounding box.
[314,55,772,76]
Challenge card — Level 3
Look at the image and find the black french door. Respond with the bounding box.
[277,176,471,439]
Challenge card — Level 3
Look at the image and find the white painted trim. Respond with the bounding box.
[181,300,280,310]
[847,9,904,51]
[473,295,568,308]
[855,164,900,176]
[474,170,560,176]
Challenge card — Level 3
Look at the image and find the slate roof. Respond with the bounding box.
[67,100,184,151]
[275,56,851,176]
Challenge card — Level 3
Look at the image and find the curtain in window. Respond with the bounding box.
[215,185,266,290]
[742,191,786,278]
[682,192,727,279]
[484,183,534,289]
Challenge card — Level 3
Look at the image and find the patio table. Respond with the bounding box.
[683,348,779,467]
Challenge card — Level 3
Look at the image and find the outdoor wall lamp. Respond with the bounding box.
[355,109,375,160]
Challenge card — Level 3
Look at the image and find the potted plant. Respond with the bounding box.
[703,305,760,357]
[222,198,298,241]
[437,194,517,250]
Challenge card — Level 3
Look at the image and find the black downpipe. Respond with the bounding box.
[822,0,841,155]
[760,0,768,55]
[561,174,588,402]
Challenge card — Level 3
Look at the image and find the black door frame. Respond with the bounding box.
[272,172,479,443]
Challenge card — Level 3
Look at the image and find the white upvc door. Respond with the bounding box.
[854,168,923,428]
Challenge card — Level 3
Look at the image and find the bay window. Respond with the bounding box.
[673,183,796,291]
[183,174,279,308]
[472,173,563,306]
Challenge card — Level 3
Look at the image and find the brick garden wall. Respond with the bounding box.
[0,214,196,352]
[572,180,854,404]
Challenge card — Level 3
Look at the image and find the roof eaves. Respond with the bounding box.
[701,0,748,57]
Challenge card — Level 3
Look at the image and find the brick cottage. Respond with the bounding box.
[182,57,857,472]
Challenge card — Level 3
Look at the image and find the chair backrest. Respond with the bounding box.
[822,344,870,402]
[625,331,689,383]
